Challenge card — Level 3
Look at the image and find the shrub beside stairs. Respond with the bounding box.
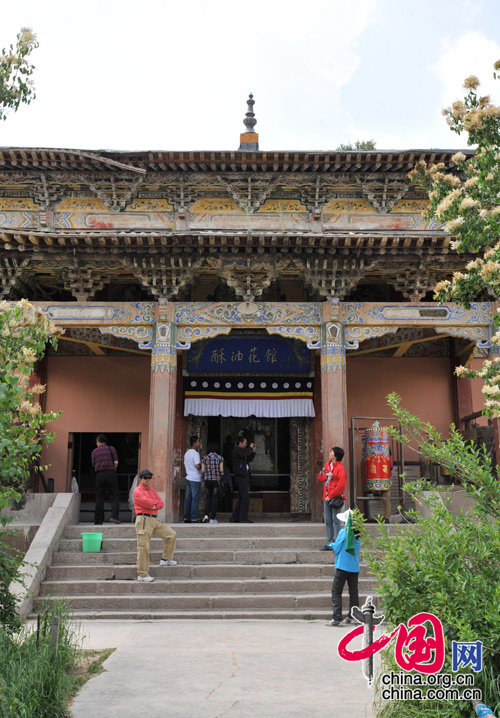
[30,522,408,620]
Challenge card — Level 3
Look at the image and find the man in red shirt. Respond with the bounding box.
[133,469,177,582]
[317,446,347,551]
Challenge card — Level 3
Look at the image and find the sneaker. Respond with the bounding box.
[183,518,191,523]
[160,559,177,566]
[109,518,122,524]
[320,545,332,551]
[342,617,354,625]
[137,575,155,582]
[326,619,341,626]
[202,515,209,523]
[209,519,218,524]
[192,519,202,523]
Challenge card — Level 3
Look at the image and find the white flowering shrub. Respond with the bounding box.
[0,28,38,122]
[411,60,500,416]
[0,299,61,493]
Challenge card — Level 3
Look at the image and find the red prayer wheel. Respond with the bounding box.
[362,422,391,492]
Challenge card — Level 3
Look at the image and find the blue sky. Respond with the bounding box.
[1,0,499,151]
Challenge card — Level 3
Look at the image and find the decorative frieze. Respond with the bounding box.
[174,301,323,327]
[100,324,152,349]
[434,325,491,349]
[266,325,320,348]
[344,302,492,327]
[176,325,232,350]
[345,325,399,350]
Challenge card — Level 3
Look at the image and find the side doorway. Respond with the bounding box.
[72,432,141,522]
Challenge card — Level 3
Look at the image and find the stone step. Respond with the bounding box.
[68,522,409,539]
[33,591,379,612]
[51,549,337,565]
[39,576,377,596]
[59,536,329,552]
[45,563,337,580]
[38,576,379,596]
[28,609,351,621]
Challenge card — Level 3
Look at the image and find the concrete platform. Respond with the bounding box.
[70,619,377,718]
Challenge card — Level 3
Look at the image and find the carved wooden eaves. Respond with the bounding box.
[128,256,203,299]
[0,256,29,299]
[207,256,291,302]
[81,174,145,211]
[217,175,279,212]
[393,263,439,302]
[63,262,105,301]
[356,176,410,214]
[303,257,370,299]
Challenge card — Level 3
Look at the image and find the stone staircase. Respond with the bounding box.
[30,522,399,620]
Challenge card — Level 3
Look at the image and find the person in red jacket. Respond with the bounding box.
[133,469,177,582]
[317,446,347,551]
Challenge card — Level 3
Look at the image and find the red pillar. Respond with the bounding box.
[147,300,178,523]
[319,307,350,508]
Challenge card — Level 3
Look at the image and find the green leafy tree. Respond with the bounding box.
[411,60,500,416]
[359,394,500,717]
[0,28,38,122]
[336,139,376,151]
[0,299,61,630]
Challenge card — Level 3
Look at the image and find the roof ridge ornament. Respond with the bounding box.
[239,93,259,151]
[243,93,257,133]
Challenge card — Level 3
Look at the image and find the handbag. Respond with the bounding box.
[327,495,344,509]
[217,481,226,498]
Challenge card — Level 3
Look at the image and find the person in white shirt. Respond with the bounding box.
[183,435,203,523]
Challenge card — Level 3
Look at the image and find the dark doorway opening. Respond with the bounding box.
[206,417,290,513]
[72,432,141,521]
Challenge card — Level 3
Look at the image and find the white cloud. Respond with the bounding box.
[433,31,500,108]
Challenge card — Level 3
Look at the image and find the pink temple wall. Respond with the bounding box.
[42,356,151,492]
[346,358,455,454]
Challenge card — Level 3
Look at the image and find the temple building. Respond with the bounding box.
[0,96,492,522]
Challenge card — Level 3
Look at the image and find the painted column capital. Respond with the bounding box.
[151,320,177,373]
[321,321,346,373]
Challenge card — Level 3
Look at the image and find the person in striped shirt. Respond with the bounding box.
[201,442,224,524]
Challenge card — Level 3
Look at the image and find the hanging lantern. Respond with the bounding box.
[362,421,391,492]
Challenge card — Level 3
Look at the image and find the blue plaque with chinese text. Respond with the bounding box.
[187,335,311,373]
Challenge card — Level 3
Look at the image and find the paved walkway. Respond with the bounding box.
[70,619,376,718]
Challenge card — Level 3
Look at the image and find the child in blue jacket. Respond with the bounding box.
[327,508,360,627]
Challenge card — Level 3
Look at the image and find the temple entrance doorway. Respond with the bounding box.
[205,416,291,514]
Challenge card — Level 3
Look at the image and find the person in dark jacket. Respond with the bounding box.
[230,434,256,523]
[91,433,120,525]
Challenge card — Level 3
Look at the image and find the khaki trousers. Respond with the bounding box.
[135,515,176,577]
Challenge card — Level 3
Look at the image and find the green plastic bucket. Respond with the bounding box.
[81,532,103,552]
